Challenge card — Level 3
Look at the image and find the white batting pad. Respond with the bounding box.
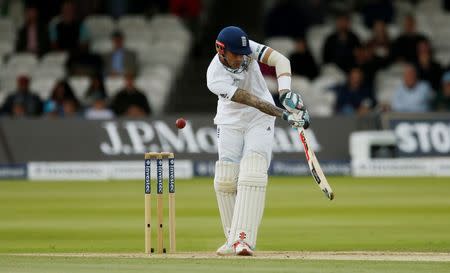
[228,153,268,249]
[214,160,240,238]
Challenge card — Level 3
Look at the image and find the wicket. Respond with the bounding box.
[144,152,176,254]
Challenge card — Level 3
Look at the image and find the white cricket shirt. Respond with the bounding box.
[206,40,275,125]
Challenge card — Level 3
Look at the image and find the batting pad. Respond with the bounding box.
[214,160,240,239]
[228,153,268,249]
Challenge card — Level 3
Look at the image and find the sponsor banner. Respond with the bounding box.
[382,113,450,157]
[0,164,27,179]
[194,160,350,176]
[0,115,368,163]
[352,158,450,176]
[28,161,193,180]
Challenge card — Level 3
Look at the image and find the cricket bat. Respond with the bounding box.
[298,128,334,200]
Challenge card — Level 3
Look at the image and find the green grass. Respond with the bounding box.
[0,177,450,272]
[1,256,450,273]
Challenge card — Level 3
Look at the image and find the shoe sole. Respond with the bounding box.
[236,249,253,256]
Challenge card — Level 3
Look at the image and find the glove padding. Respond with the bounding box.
[282,109,310,129]
[280,91,304,113]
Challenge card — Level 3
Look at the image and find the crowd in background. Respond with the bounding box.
[264,0,450,115]
[0,0,450,119]
[0,0,200,118]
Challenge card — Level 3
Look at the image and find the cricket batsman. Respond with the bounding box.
[206,26,310,256]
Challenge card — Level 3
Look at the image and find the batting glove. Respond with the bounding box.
[280,91,305,113]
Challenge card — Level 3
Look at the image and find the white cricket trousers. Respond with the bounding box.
[217,115,276,164]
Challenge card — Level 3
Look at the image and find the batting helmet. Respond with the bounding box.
[216,26,252,56]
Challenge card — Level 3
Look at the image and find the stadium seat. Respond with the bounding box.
[306,24,333,63]
[320,64,346,82]
[68,76,90,101]
[435,50,450,67]
[136,75,171,114]
[32,66,65,79]
[105,76,125,97]
[291,75,311,94]
[0,17,15,43]
[0,42,13,63]
[85,15,115,40]
[6,53,38,75]
[375,71,402,105]
[264,37,295,57]
[40,52,69,67]
[140,42,186,72]
[30,77,58,100]
[311,74,344,93]
[140,65,173,84]
[117,15,148,30]
[149,14,185,31]
[0,90,9,106]
[91,39,113,54]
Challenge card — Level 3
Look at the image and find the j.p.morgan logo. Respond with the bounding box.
[99,121,322,155]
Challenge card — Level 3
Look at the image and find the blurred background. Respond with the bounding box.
[0,0,449,179]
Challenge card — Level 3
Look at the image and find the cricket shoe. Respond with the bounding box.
[216,242,235,256]
[234,241,254,256]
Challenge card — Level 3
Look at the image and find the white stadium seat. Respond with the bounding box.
[31,66,65,79]
[105,76,125,97]
[7,53,38,67]
[149,14,185,31]
[306,24,333,63]
[264,37,295,57]
[375,71,403,105]
[85,15,115,40]
[30,77,58,100]
[0,17,15,42]
[117,15,148,30]
[91,39,113,54]
[0,42,13,62]
[40,52,69,67]
[136,75,171,114]
[68,76,91,100]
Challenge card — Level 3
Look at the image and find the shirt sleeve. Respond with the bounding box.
[207,72,238,100]
[249,40,269,62]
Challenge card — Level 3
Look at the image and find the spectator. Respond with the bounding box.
[322,12,361,72]
[15,5,50,57]
[366,20,391,65]
[333,67,375,115]
[361,0,395,28]
[434,71,450,111]
[264,0,309,38]
[351,44,383,89]
[391,64,434,112]
[66,44,103,76]
[415,40,443,91]
[84,75,107,105]
[43,80,80,116]
[0,75,43,117]
[391,15,428,63]
[289,37,319,80]
[110,74,152,117]
[48,1,89,52]
[103,31,138,77]
[62,98,81,117]
[84,92,115,120]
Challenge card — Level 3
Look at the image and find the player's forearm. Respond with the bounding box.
[231,89,284,118]
[263,48,291,93]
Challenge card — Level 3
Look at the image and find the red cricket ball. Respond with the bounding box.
[175,118,186,129]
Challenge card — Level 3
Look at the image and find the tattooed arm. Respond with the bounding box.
[231,88,284,118]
